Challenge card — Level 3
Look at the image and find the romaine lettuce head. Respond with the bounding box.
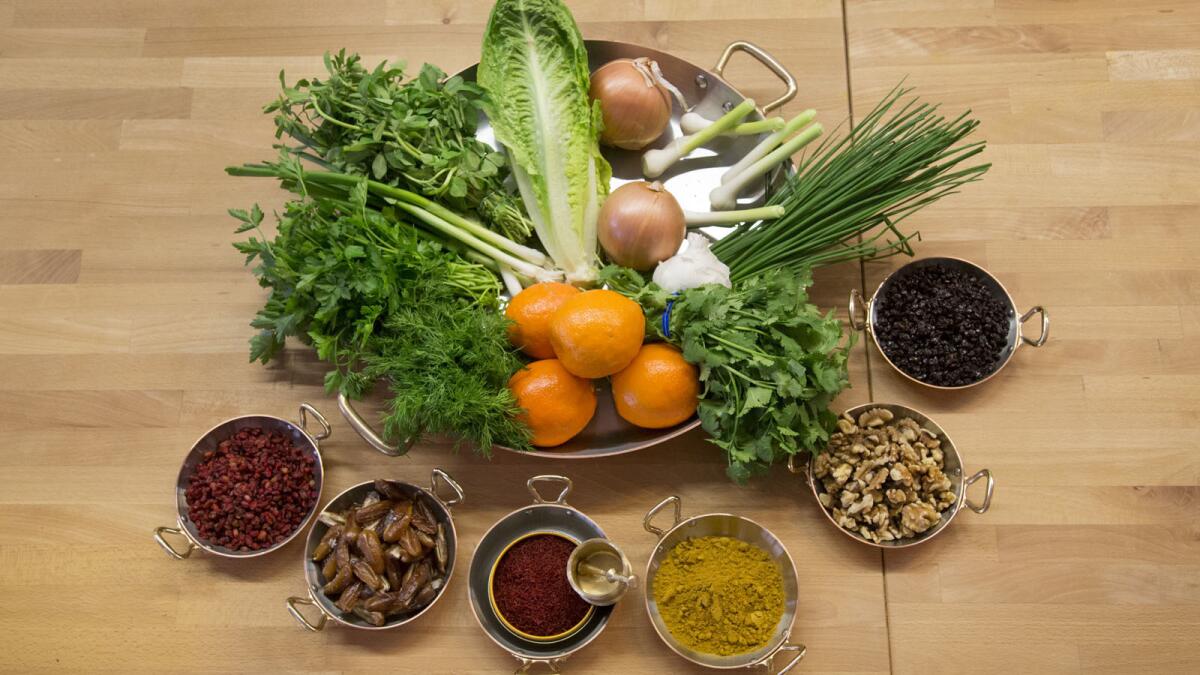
[479,0,611,284]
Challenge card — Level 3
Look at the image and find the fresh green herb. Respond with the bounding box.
[603,266,853,482]
[231,189,532,453]
[268,50,533,242]
[228,152,557,282]
[359,300,533,454]
[712,84,990,282]
[479,0,610,284]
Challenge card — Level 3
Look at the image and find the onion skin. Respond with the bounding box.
[590,58,672,150]
[598,181,686,271]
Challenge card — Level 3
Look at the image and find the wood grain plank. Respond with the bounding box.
[0,27,144,57]
[847,1,1200,672]
[0,87,192,120]
[0,249,81,283]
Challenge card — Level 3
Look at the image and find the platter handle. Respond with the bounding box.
[430,468,465,508]
[713,41,798,114]
[848,289,869,331]
[298,402,332,443]
[1019,305,1050,347]
[514,656,565,673]
[337,392,414,456]
[527,475,572,505]
[643,495,683,539]
[286,594,328,632]
[763,643,807,674]
[153,525,197,560]
[962,469,995,514]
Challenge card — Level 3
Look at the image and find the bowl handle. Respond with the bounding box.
[153,525,197,560]
[514,656,565,673]
[713,41,798,114]
[298,403,332,443]
[286,594,327,632]
[431,468,465,508]
[527,475,572,505]
[337,392,413,456]
[643,495,683,539]
[848,288,869,331]
[1019,306,1049,347]
[763,642,807,675]
[962,469,995,514]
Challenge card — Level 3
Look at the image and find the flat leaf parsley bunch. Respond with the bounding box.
[604,266,853,482]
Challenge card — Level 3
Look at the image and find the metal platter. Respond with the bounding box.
[340,41,799,459]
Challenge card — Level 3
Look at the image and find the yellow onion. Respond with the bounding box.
[598,181,685,270]
[590,58,676,150]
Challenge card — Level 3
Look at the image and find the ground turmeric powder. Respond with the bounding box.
[651,536,784,656]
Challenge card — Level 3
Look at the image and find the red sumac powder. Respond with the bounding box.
[184,426,317,552]
[493,534,589,636]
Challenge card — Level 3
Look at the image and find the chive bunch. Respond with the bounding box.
[712,85,991,281]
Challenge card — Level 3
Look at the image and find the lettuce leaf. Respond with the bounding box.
[479,0,610,284]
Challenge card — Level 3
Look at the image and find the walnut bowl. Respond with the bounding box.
[798,403,994,549]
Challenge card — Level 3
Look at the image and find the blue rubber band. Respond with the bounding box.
[662,299,676,338]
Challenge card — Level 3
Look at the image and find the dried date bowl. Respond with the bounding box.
[799,403,995,549]
[849,256,1049,389]
[284,469,464,632]
[153,403,332,560]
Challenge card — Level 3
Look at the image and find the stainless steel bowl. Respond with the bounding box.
[850,256,1049,389]
[468,476,614,673]
[801,402,994,549]
[153,403,331,560]
[642,495,805,673]
[284,469,465,632]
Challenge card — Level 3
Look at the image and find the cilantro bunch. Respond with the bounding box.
[604,267,853,482]
[268,50,533,242]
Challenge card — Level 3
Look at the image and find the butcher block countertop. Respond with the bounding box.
[2,1,1197,673]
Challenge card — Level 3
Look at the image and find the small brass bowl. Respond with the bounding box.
[488,531,595,644]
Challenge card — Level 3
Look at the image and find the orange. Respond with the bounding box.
[505,282,581,359]
[611,344,699,429]
[549,289,645,378]
[508,359,597,447]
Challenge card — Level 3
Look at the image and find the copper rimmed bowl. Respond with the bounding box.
[641,495,806,673]
[850,256,1049,389]
[153,403,331,560]
[284,468,464,632]
[468,476,614,673]
[801,402,994,549]
[337,38,799,460]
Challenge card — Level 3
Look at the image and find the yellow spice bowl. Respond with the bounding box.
[488,531,595,644]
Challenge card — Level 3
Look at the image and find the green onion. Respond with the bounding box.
[711,84,990,282]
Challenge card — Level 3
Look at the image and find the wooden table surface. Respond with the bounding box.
[2,1,1197,673]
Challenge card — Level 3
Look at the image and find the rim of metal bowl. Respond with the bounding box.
[807,402,968,549]
[496,416,703,459]
[487,530,595,643]
[861,256,1024,390]
[173,413,326,559]
[299,477,459,630]
[643,512,798,669]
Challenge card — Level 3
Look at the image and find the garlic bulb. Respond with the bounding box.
[652,233,732,293]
